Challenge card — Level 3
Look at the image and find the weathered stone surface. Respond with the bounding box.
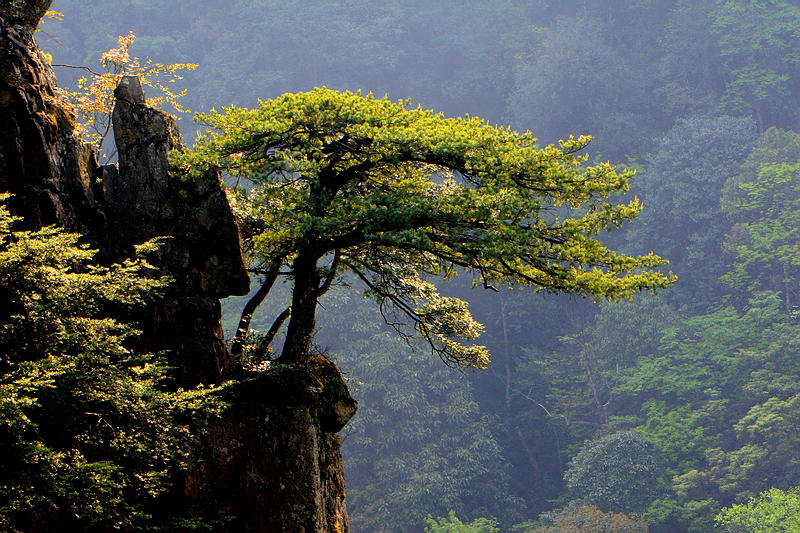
[0,5,101,233]
[189,357,355,532]
[103,76,250,383]
[2,0,52,30]
[0,3,357,531]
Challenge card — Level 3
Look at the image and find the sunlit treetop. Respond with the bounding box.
[174,88,674,368]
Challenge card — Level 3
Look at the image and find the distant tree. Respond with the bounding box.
[614,291,800,531]
[655,0,723,116]
[53,31,196,155]
[535,295,675,433]
[528,504,648,533]
[722,162,800,311]
[703,393,800,501]
[507,16,655,160]
[564,431,664,514]
[424,511,499,533]
[722,128,800,311]
[626,115,757,306]
[711,0,800,129]
[325,295,521,531]
[0,197,219,531]
[716,487,800,533]
[723,127,800,197]
[174,88,673,370]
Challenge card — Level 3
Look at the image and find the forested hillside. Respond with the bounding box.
[38,1,800,531]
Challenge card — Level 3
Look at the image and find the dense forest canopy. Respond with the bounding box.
[24,0,800,531]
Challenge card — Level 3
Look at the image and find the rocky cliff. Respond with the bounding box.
[0,3,355,531]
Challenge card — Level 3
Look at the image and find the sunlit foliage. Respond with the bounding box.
[54,32,196,154]
[0,196,220,531]
[716,487,800,533]
[43,10,64,21]
[32,3,800,530]
[176,88,673,368]
[424,511,500,533]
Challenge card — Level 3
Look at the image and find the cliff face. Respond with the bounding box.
[0,1,101,233]
[106,75,249,383]
[191,354,356,532]
[0,4,355,531]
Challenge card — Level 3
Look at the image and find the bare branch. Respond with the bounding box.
[230,260,282,358]
[253,307,291,361]
[51,63,104,76]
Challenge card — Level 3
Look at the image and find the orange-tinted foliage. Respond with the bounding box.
[54,32,197,154]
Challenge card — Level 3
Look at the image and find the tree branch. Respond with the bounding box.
[316,249,341,297]
[253,307,291,361]
[51,63,103,76]
[230,260,282,358]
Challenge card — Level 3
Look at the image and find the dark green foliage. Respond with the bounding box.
[711,0,800,129]
[533,295,676,436]
[507,16,656,160]
[322,290,522,532]
[563,431,664,514]
[656,0,723,116]
[626,115,757,305]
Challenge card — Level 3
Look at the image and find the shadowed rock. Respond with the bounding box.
[0,1,101,232]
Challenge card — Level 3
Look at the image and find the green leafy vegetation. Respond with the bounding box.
[176,88,672,370]
[716,487,800,533]
[0,197,220,531]
[425,511,500,533]
[563,431,664,515]
[324,292,522,530]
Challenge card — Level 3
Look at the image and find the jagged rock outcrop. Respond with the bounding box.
[0,3,357,531]
[104,75,249,383]
[0,0,102,233]
[190,355,356,532]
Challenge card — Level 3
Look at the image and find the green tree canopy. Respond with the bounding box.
[722,128,800,309]
[625,114,756,306]
[716,487,800,533]
[424,511,500,533]
[507,15,656,160]
[331,319,520,530]
[711,0,800,128]
[174,88,673,368]
[563,431,664,515]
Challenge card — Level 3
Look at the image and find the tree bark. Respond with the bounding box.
[281,252,322,363]
[230,262,281,359]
